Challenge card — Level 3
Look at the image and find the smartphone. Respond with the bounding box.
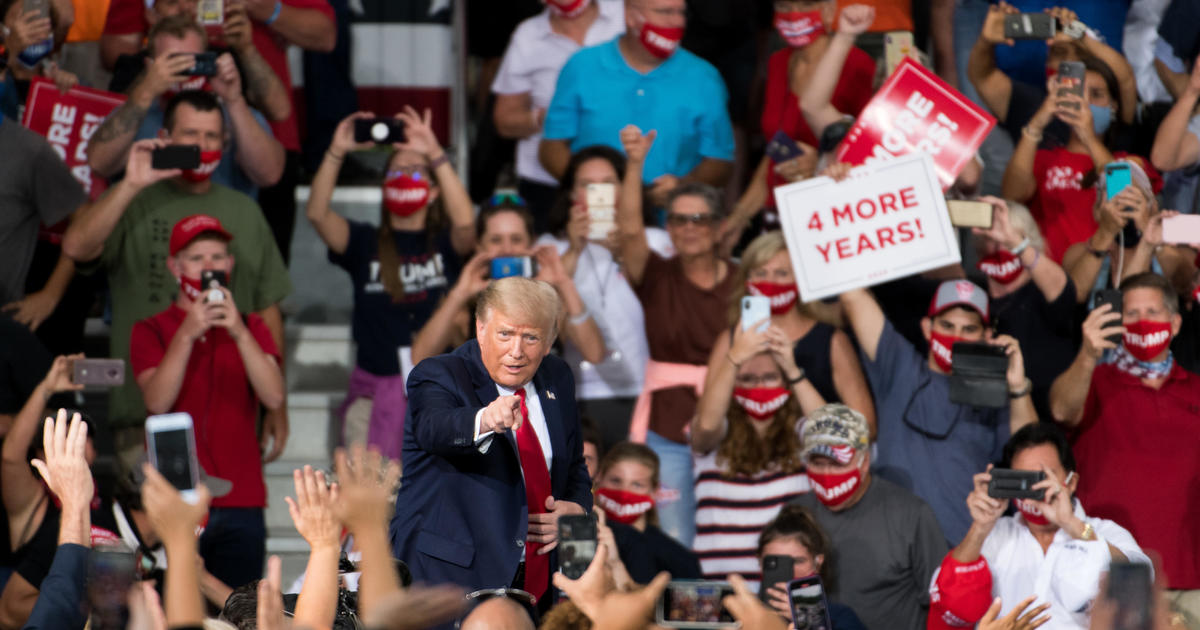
[197,0,223,25]
[947,200,994,229]
[1163,214,1200,244]
[1105,162,1132,201]
[172,51,217,77]
[1093,288,1124,345]
[201,269,227,303]
[71,358,125,387]
[489,256,535,280]
[1108,562,1153,630]
[949,342,1009,408]
[557,514,597,580]
[88,547,137,630]
[766,131,805,164]
[585,182,617,241]
[740,296,771,332]
[1003,13,1056,39]
[354,118,406,144]
[883,31,914,77]
[759,555,795,603]
[656,581,737,629]
[788,576,832,630]
[22,0,49,20]
[17,0,53,67]
[145,413,200,503]
[1056,61,1086,108]
[987,468,1047,500]
[151,145,201,170]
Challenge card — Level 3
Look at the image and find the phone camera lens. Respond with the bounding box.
[371,122,388,142]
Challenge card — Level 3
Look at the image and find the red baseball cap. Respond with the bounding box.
[927,556,994,630]
[169,214,233,256]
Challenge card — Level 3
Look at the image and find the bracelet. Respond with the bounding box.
[1022,126,1043,142]
[726,353,742,369]
[1085,240,1108,258]
[265,0,283,26]
[428,153,451,170]
[1010,237,1031,256]
[1008,377,1033,399]
[568,309,591,326]
[785,368,806,386]
[326,149,344,162]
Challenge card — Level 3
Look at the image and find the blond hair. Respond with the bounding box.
[728,231,842,327]
[475,277,562,339]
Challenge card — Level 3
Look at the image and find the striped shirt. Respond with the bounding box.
[692,450,811,590]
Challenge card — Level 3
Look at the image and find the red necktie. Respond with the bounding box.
[514,387,552,599]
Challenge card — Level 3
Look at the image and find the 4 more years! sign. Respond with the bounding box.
[774,153,961,301]
[22,77,126,200]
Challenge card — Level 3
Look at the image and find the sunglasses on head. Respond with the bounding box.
[488,192,528,207]
[456,588,537,628]
[665,212,717,227]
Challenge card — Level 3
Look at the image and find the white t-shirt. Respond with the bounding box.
[491,1,626,185]
[977,503,1150,630]
[537,229,672,399]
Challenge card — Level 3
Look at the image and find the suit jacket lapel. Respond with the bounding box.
[534,369,566,491]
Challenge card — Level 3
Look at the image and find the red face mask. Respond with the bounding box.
[808,466,862,509]
[976,250,1024,284]
[732,387,790,421]
[639,21,684,59]
[595,487,654,525]
[746,281,799,315]
[180,150,222,183]
[162,76,210,104]
[546,0,590,18]
[1193,284,1200,305]
[1122,319,1172,361]
[928,330,959,373]
[1013,499,1050,526]
[383,173,431,217]
[774,11,826,48]
[180,275,205,302]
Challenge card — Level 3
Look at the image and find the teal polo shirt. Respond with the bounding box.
[543,37,734,183]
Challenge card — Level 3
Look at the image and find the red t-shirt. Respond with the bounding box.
[760,46,875,205]
[1030,148,1098,263]
[1074,362,1200,589]
[103,0,335,152]
[130,304,280,508]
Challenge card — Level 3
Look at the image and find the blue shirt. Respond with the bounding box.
[135,100,273,198]
[993,0,1131,87]
[543,37,734,182]
[862,320,1010,545]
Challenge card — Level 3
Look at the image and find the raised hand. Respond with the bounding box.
[141,463,212,543]
[722,574,788,630]
[142,52,198,99]
[989,333,1027,392]
[223,1,254,52]
[125,138,182,189]
[209,53,244,105]
[480,394,523,434]
[966,464,1006,529]
[979,595,1051,630]
[285,465,341,550]
[331,445,401,535]
[30,409,93,511]
[619,125,657,164]
[256,556,286,630]
[728,321,772,367]
[979,2,1018,46]
[393,106,443,159]
[1081,304,1123,359]
[39,355,87,396]
[837,4,876,36]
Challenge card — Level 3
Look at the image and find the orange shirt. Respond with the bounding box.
[67,0,113,42]
[836,0,913,33]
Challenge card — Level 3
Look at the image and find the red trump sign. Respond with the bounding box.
[22,78,126,200]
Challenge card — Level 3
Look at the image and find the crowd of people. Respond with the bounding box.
[1,0,1200,629]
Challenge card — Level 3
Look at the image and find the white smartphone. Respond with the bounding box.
[145,413,200,504]
[1162,214,1200,244]
[586,183,617,241]
[741,296,771,332]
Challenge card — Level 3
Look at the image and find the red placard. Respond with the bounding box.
[22,77,126,201]
[835,58,995,190]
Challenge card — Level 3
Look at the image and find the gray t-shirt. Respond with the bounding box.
[793,477,948,630]
[0,117,86,303]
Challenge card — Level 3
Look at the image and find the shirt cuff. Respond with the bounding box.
[473,408,494,454]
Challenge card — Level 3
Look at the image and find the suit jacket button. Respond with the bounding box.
[516,540,525,548]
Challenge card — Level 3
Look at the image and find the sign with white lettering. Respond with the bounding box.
[22,77,126,200]
[774,152,960,301]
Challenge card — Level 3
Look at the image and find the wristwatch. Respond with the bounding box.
[1078,522,1096,541]
[786,368,807,386]
[1062,19,1088,40]
[1008,377,1033,399]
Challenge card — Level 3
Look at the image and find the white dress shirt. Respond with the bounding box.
[473,381,554,473]
[979,502,1150,630]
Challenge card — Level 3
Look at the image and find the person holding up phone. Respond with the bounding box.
[128,214,283,591]
[1048,272,1200,610]
[929,423,1148,630]
[306,107,474,459]
[1062,160,1196,307]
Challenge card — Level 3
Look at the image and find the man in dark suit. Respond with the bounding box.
[390,276,593,604]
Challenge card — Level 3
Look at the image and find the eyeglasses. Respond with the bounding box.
[456,588,538,628]
[488,192,528,207]
[736,373,784,387]
[665,212,717,227]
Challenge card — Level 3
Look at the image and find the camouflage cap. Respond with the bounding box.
[800,403,870,464]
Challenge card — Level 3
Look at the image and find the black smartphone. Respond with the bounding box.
[1056,61,1086,108]
[656,581,737,629]
[174,51,217,77]
[354,118,406,144]
[201,269,227,303]
[760,555,795,603]
[88,547,137,630]
[766,131,805,164]
[1108,562,1153,630]
[71,358,125,387]
[1003,13,1056,39]
[151,144,201,170]
[788,576,832,630]
[987,468,1046,500]
[949,342,1010,408]
[557,514,597,580]
[1094,289,1124,345]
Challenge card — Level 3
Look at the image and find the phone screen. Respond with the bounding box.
[663,583,736,625]
[557,515,597,580]
[88,549,136,630]
[789,579,831,630]
[152,428,195,491]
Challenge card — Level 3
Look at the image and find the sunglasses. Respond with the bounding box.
[666,212,717,227]
[456,588,538,628]
[488,192,528,207]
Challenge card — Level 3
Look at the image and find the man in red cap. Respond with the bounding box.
[128,214,284,589]
[838,279,1037,545]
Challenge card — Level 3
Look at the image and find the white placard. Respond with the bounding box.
[773,152,960,301]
